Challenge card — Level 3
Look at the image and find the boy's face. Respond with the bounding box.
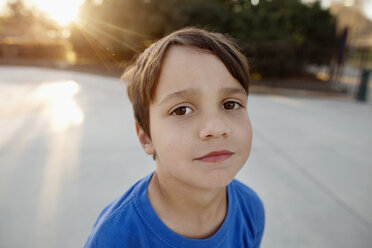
[138,46,252,189]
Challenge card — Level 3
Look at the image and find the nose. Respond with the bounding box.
[198,113,231,140]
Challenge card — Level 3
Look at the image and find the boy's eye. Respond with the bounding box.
[223,101,240,110]
[171,106,192,116]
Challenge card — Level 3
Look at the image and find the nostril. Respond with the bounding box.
[198,116,231,139]
[199,126,230,139]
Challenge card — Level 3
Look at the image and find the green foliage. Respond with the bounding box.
[71,0,336,77]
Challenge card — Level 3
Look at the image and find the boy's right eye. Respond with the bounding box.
[171,106,192,116]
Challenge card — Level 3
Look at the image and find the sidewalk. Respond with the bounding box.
[0,66,371,247]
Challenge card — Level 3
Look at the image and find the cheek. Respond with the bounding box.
[234,116,253,152]
[151,120,194,158]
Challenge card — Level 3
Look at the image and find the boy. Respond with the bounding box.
[85,27,265,247]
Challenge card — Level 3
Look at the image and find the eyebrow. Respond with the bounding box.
[158,88,198,105]
[221,87,247,97]
[158,86,247,105]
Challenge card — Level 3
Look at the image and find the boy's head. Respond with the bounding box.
[123,27,250,139]
[123,27,253,189]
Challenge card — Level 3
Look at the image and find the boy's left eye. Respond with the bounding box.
[223,101,240,110]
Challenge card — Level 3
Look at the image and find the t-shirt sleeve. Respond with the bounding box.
[252,196,265,248]
[84,181,143,248]
[83,201,150,248]
[233,180,265,247]
[84,235,98,248]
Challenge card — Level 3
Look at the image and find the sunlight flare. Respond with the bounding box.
[30,0,85,26]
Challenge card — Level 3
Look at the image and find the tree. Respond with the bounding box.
[72,0,337,77]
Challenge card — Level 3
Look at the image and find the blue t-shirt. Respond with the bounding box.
[84,172,265,248]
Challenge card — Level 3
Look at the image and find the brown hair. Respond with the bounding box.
[122,27,250,138]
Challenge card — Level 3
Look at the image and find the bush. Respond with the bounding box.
[71,0,337,78]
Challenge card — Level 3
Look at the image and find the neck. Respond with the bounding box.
[147,171,228,239]
[158,171,226,211]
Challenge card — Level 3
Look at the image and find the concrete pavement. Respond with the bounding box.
[0,66,371,247]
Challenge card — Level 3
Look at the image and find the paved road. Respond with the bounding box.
[0,66,371,248]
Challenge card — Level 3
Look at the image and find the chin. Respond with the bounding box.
[196,168,238,190]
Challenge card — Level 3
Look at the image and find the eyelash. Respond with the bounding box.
[170,100,243,116]
[222,100,242,110]
[170,106,193,116]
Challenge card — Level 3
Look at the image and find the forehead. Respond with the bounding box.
[154,46,242,101]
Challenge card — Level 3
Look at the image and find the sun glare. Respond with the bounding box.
[37,80,84,131]
[30,0,85,26]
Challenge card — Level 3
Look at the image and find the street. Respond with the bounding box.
[0,66,371,247]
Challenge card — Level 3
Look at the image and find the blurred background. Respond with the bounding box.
[0,0,371,247]
[0,0,371,90]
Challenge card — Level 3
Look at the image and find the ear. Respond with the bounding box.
[135,122,155,155]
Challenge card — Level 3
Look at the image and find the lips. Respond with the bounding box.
[195,150,234,163]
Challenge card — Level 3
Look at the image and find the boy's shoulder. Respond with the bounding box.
[230,178,265,215]
[230,179,264,205]
[84,174,152,248]
[229,178,265,243]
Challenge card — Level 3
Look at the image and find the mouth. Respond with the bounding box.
[194,150,234,163]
